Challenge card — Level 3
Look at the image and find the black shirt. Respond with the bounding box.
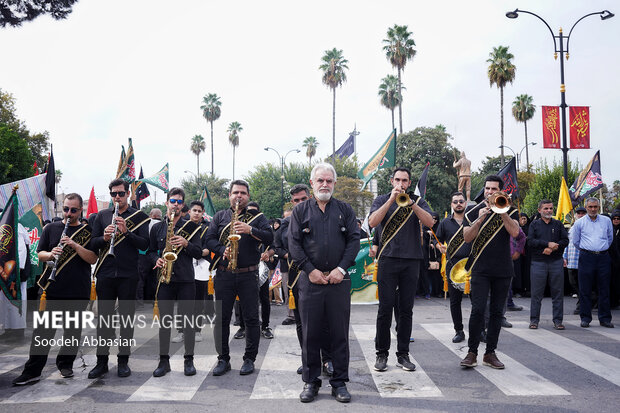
[528,218,569,261]
[38,221,94,299]
[205,207,273,269]
[274,216,291,275]
[91,206,150,278]
[464,203,517,277]
[288,197,360,274]
[436,215,471,260]
[369,193,433,259]
[148,218,203,283]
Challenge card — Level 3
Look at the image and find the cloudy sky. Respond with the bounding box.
[2,0,618,204]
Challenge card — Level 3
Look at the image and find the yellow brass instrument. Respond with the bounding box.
[159,209,178,283]
[449,258,470,291]
[227,200,241,271]
[488,191,511,214]
[396,191,414,208]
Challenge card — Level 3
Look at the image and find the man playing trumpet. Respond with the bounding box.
[368,167,434,372]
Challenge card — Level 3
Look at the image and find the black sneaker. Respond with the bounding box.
[281,317,296,325]
[88,362,109,379]
[396,355,416,371]
[374,355,388,372]
[261,327,274,339]
[12,372,41,386]
[240,359,255,375]
[452,330,465,343]
[233,328,245,339]
[184,358,196,376]
[60,368,74,378]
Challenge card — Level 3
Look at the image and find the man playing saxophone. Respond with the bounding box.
[205,180,273,376]
[148,188,203,377]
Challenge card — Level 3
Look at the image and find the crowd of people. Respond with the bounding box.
[1,164,618,404]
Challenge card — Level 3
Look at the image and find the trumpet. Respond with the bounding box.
[488,191,511,214]
[107,202,119,257]
[395,190,418,208]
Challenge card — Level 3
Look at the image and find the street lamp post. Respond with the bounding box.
[499,142,537,171]
[506,9,614,182]
[264,147,301,216]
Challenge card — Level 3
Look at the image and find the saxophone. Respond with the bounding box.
[227,200,241,271]
[159,210,178,283]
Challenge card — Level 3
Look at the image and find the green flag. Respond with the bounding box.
[18,203,44,288]
[138,163,169,193]
[200,186,216,217]
[116,138,136,183]
[0,188,21,311]
[358,129,396,189]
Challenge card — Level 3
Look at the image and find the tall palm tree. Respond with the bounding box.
[512,94,536,172]
[190,134,206,176]
[319,48,349,164]
[200,93,222,175]
[302,136,319,166]
[487,45,516,167]
[227,121,243,180]
[383,24,416,136]
[378,74,403,131]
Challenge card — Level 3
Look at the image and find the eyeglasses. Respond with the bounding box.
[452,200,466,204]
[169,199,184,204]
[63,207,79,213]
[110,191,126,198]
[292,197,308,203]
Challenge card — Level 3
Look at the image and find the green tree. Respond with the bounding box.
[319,48,349,164]
[603,180,620,212]
[1,0,78,27]
[246,163,286,219]
[333,176,374,217]
[375,125,458,216]
[378,74,403,131]
[190,134,206,176]
[180,173,230,212]
[227,121,243,180]
[302,136,319,166]
[383,24,416,135]
[512,94,536,171]
[522,160,579,216]
[321,155,360,180]
[200,93,222,175]
[487,45,516,167]
[0,124,34,184]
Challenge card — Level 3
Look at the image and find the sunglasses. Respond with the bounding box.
[452,200,466,204]
[63,207,79,213]
[110,191,126,198]
[169,199,184,204]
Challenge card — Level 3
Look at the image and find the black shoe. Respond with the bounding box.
[60,368,74,378]
[300,382,320,403]
[12,372,40,386]
[396,355,416,371]
[480,330,487,343]
[153,358,171,377]
[233,328,245,339]
[240,359,255,375]
[184,358,196,376]
[600,321,615,328]
[507,305,523,311]
[452,330,465,343]
[282,317,296,325]
[501,319,513,328]
[233,320,240,326]
[117,361,131,377]
[261,327,274,339]
[88,363,109,379]
[322,361,333,376]
[374,355,388,372]
[580,321,590,328]
[331,385,351,403]
[213,359,231,376]
[297,365,303,374]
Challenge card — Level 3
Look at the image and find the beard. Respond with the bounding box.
[315,189,333,202]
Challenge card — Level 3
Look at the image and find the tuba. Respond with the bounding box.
[488,191,511,214]
[227,200,241,271]
[449,258,470,291]
[159,210,178,283]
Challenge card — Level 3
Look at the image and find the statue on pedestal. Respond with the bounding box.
[453,150,472,202]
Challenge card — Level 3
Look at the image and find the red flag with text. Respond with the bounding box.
[542,106,560,148]
[569,106,590,149]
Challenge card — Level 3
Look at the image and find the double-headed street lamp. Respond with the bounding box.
[506,9,614,182]
[264,147,300,216]
[499,142,537,172]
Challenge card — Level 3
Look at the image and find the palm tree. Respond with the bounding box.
[383,24,416,136]
[227,121,243,180]
[190,134,206,176]
[487,45,516,167]
[512,94,536,172]
[319,48,349,164]
[378,74,403,131]
[200,93,222,175]
[302,136,319,166]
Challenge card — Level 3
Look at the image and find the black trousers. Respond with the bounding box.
[448,281,467,332]
[214,269,260,362]
[95,276,137,361]
[578,251,612,323]
[239,278,270,330]
[376,257,420,358]
[194,280,208,332]
[136,254,149,301]
[467,275,511,355]
[292,283,331,363]
[157,281,196,357]
[298,272,350,388]
[23,298,88,376]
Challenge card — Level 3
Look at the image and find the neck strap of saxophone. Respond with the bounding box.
[210,211,263,271]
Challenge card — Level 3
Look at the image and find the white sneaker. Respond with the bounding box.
[195,332,203,342]
[572,294,578,298]
[172,333,184,343]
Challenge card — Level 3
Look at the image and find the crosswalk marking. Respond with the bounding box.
[352,324,442,398]
[564,320,620,341]
[506,321,620,387]
[421,323,570,396]
[0,356,25,376]
[250,326,301,399]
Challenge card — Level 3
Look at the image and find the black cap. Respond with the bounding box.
[575,206,586,213]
